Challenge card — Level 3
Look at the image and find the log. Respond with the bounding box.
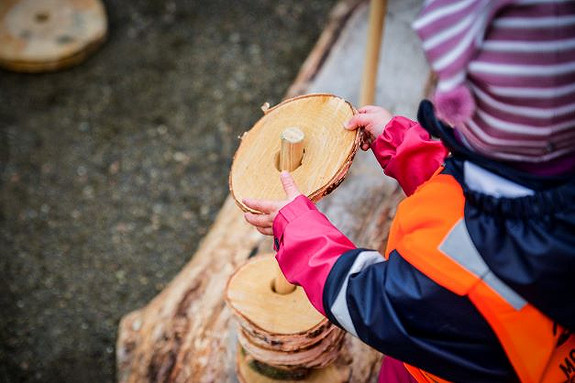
[117,0,429,381]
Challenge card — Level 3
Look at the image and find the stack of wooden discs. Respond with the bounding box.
[0,0,107,72]
[226,255,348,382]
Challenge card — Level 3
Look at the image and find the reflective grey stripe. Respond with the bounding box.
[439,219,527,311]
[330,251,385,337]
[483,272,527,311]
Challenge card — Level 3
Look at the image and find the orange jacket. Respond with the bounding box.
[387,171,575,383]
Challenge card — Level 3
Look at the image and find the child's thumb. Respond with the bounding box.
[280,171,301,200]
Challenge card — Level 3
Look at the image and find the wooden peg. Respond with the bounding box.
[279,127,305,172]
[273,127,305,295]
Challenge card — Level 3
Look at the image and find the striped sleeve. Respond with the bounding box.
[413,0,509,92]
[413,0,575,165]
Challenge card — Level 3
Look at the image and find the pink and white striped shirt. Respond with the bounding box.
[413,0,575,174]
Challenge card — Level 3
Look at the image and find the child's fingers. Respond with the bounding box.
[345,114,371,131]
[244,212,273,228]
[359,128,374,150]
[280,171,301,200]
[358,105,380,114]
[243,198,279,213]
[256,226,273,236]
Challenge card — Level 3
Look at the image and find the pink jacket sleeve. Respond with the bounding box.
[371,116,448,196]
[273,115,448,316]
[273,195,355,315]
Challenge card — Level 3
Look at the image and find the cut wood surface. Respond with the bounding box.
[0,0,107,72]
[230,94,359,214]
[226,256,325,335]
[116,0,428,382]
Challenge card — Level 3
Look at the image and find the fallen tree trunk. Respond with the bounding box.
[117,0,428,381]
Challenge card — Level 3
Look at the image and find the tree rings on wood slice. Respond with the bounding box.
[226,255,326,335]
[0,0,107,72]
[230,94,359,213]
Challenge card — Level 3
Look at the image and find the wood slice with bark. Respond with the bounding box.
[230,94,360,214]
[0,0,107,72]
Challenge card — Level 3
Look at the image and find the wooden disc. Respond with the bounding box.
[241,320,339,353]
[230,94,359,213]
[238,327,345,369]
[0,0,107,72]
[225,255,326,335]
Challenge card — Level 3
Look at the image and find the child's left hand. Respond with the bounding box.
[345,105,393,150]
[243,171,302,236]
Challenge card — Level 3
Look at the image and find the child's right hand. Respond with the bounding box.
[345,105,393,150]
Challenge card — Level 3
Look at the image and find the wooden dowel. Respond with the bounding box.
[279,127,305,172]
[360,0,387,106]
[274,127,305,294]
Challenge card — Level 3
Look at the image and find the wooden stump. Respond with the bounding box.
[0,0,107,72]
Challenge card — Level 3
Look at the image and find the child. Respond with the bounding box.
[243,1,575,382]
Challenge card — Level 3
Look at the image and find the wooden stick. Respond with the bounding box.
[279,127,305,172]
[273,127,305,294]
[359,0,387,106]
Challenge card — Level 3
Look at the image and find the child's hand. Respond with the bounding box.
[345,105,393,150]
[242,171,302,236]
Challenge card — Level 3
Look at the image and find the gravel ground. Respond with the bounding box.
[0,1,336,381]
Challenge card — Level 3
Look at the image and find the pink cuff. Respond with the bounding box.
[273,195,317,251]
[371,116,448,196]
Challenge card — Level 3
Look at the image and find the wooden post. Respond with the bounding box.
[273,127,305,295]
[359,0,387,106]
